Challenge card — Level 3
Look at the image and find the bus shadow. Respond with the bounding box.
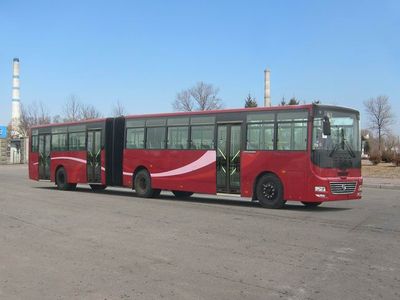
[34,186,258,207]
[283,204,352,212]
[34,186,352,211]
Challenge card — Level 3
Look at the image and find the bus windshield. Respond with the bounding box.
[312,110,360,153]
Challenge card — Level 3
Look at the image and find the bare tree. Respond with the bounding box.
[173,90,194,111]
[244,93,258,108]
[81,104,102,120]
[384,134,399,152]
[172,82,223,111]
[364,95,395,152]
[190,82,223,110]
[19,101,51,136]
[279,97,286,106]
[63,94,82,122]
[112,101,127,117]
[52,115,62,123]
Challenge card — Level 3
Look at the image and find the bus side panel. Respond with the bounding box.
[29,152,39,180]
[240,151,308,201]
[50,151,88,183]
[123,149,216,194]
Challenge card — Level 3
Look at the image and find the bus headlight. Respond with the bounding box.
[315,186,326,192]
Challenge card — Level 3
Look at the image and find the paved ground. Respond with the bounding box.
[0,165,399,300]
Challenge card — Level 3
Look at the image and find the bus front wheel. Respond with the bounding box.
[56,167,77,191]
[256,174,285,209]
[134,169,160,198]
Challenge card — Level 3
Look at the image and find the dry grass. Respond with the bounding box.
[362,160,400,178]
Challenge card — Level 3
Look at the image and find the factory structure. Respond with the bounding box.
[11,58,22,136]
[0,58,28,164]
[264,68,271,107]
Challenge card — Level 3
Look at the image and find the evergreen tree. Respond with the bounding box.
[288,97,300,105]
[244,93,258,108]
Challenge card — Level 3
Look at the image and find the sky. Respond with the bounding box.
[0,0,399,131]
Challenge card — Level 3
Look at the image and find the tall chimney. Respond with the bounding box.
[264,68,271,107]
[11,58,21,136]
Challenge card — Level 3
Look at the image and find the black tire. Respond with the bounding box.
[172,191,193,198]
[56,167,76,191]
[256,174,285,209]
[90,184,107,192]
[134,169,158,198]
[301,201,322,207]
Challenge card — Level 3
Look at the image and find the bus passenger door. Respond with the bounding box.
[38,134,51,180]
[217,124,241,193]
[87,130,102,183]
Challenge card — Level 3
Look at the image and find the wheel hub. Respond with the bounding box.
[262,183,276,200]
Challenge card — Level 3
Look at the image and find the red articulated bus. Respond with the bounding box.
[29,104,362,208]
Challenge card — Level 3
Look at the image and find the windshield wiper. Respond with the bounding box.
[329,143,339,157]
[343,139,356,158]
[340,128,356,158]
[329,129,355,158]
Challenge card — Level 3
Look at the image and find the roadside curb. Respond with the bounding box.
[364,184,400,191]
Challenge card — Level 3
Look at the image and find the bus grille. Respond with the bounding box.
[330,182,357,195]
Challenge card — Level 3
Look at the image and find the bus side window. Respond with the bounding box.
[31,135,39,152]
[247,123,274,150]
[126,128,145,149]
[190,126,214,150]
[51,133,68,151]
[293,122,307,150]
[277,123,291,150]
[146,127,166,149]
[277,111,308,151]
[167,126,189,149]
[69,132,86,151]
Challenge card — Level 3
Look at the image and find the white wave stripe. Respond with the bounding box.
[51,157,87,164]
[51,157,105,171]
[123,171,133,177]
[32,162,39,166]
[151,150,216,178]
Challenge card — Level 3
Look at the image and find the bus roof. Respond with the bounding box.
[31,117,107,129]
[125,104,314,120]
[30,103,359,129]
[124,104,359,120]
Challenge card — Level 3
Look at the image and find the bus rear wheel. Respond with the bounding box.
[301,201,322,207]
[90,184,107,192]
[56,167,77,191]
[256,174,285,209]
[172,191,193,198]
[134,169,160,198]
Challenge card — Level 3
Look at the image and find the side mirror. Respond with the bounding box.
[322,116,331,136]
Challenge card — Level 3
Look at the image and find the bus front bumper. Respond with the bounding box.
[306,177,363,202]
